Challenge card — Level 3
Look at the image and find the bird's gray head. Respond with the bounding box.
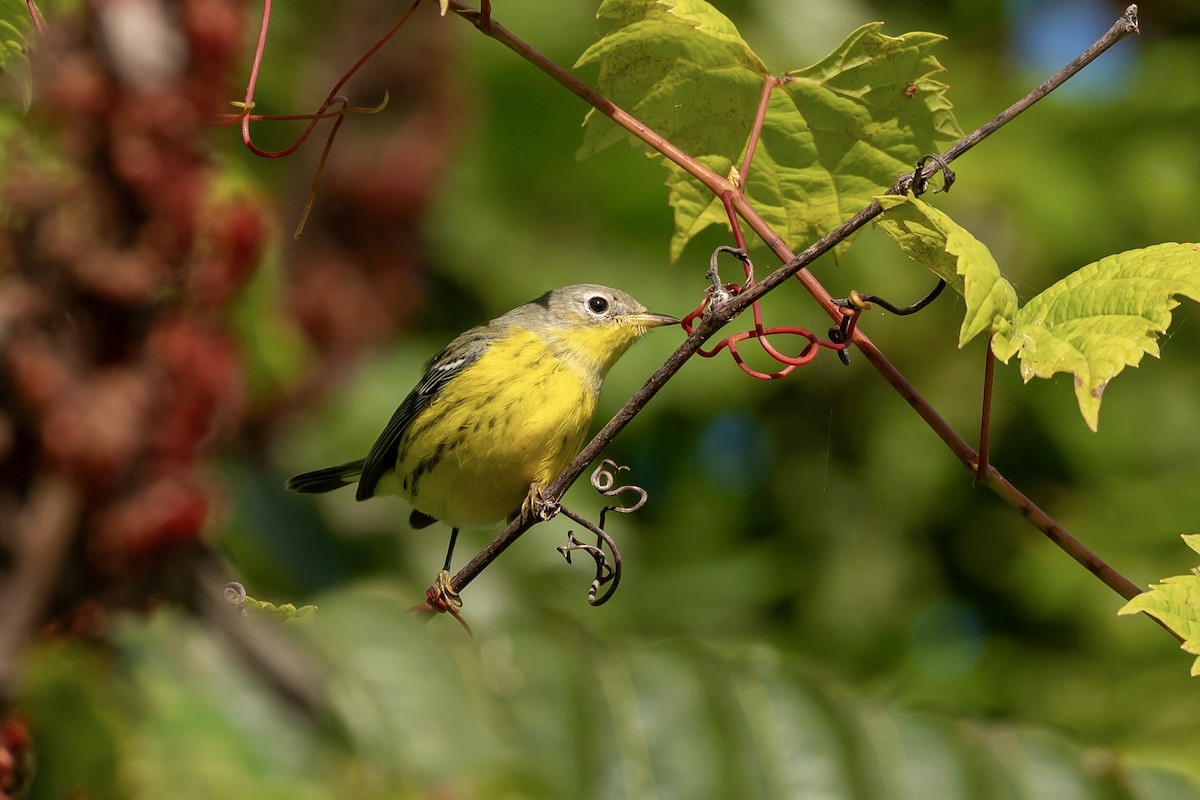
[499,283,679,374]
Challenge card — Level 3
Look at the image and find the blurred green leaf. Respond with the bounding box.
[575,2,962,261]
[1119,534,1200,677]
[224,215,309,406]
[23,593,1200,798]
[991,243,1200,430]
[21,643,127,800]
[120,614,331,800]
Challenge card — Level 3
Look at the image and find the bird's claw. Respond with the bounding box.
[521,484,560,523]
[426,570,462,612]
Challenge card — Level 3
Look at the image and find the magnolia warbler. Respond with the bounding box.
[286,284,678,592]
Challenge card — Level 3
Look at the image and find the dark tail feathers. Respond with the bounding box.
[285,459,365,494]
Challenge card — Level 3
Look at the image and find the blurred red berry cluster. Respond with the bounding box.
[0,0,463,788]
[0,0,463,619]
[0,0,262,586]
[0,713,32,800]
[281,3,465,366]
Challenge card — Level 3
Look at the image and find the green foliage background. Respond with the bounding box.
[10,0,1200,796]
[238,0,1200,789]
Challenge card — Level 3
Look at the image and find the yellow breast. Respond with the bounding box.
[381,329,599,528]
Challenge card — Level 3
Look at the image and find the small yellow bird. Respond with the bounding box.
[286,284,678,590]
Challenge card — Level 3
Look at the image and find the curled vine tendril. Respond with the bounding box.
[682,247,848,379]
[556,460,648,606]
[224,581,248,609]
[893,151,957,197]
[590,459,648,529]
[686,243,949,372]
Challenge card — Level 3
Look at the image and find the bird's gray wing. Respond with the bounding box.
[355,327,498,501]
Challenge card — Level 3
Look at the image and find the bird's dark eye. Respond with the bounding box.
[587,296,609,315]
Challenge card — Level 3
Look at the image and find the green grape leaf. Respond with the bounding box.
[874,203,1200,430]
[991,243,1200,431]
[575,0,768,160]
[575,2,961,261]
[875,194,1018,346]
[1119,534,1200,677]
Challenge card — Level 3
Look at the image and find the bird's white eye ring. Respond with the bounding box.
[587,296,609,315]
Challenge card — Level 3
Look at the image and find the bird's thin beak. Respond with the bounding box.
[623,311,680,328]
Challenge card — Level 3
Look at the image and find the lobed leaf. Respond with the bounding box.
[576,1,961,261]
[1118,535,1200,677]
[991,243,1200,430]
[575,0,767,162]
[875,194,1018,346]
[876,200,1200,430]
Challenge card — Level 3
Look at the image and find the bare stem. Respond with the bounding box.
[739,76,781,189]
[977,335,996,482]
[0,475,81,698]
[445,2,1148,611]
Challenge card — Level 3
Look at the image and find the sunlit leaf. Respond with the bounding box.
[875,204,1200,430]
[575,1,961,260]
[991,243,1200,430]
[876,193,1018,346]
[1119,534,1200,677]
[575,0,768,162]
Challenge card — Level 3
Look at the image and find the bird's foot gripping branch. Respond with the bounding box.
[413,460,649,619]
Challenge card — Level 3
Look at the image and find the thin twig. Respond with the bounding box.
[938,5,1139,169]
[977,334,996,482]
[25,0,46,36]
[730,5,1141,314]
[239,0,417,157]
[0,475,82,699]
